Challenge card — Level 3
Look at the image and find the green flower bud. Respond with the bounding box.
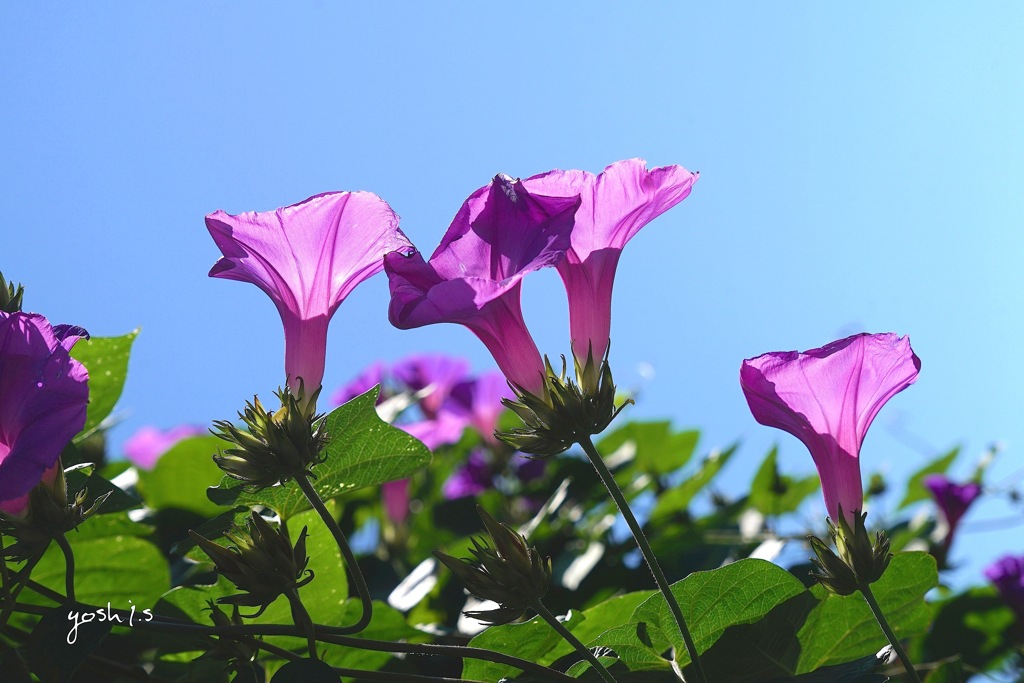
[0,271,24,313]
[496,345,632,457]
[808,507,892,595]
[0,463,111,561]
[189,511,313,616]
[434,506,551,625]
[212,384,328,490]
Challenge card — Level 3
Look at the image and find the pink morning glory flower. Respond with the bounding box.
[385,175,580,396]
[330,361,388,408]
[0,312,89,515]
[123,424,206,470]
[207,191,413,397]
[740,333,920,525]
[521,159,697,362]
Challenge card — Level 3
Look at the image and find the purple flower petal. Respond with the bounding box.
[123,424,206,470]
[923,473,982,531]
[400,414,468,451]
[522,159,697,361]
[392,354,469,419]
[985,555,1024,619]
[740,333,920,524]
[330,361,388,407]
[386,175,579,395]
[442,449,493,499]
[447,371,513,444]
[382,479,410,524]
[0,312,89,514]
[207,192,412,395]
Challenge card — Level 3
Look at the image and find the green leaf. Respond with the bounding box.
[29,534,170,613]
[64,462,141,515]
[136,436,226,516]
[923,658,965,683]
[649,443,738,524]
[208,388,431,520]
[26,606,112,682]
[464,612,577,681]
[795,551,937,672]
[916,587,1016,672]
[598,422,699,476]
[464,591,658,680]
[69,330,138,439]
[747,446,819,517]
[898,447,959,509]
[628,558,808,668]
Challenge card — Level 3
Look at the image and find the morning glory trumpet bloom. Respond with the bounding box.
[385,175,580,396]
[521,158,697,362]
[0,312,89,515]
[207,191,413,398]
[740,332,921,525]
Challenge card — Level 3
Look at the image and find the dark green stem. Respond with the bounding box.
[21,579,575,683]
[0,549,46,626]
[286,588,318,660]
[579,434,707,683]
[54,534,76,604]
[532,599,615,683]
[860,582,922,683]
[294,471,373,634]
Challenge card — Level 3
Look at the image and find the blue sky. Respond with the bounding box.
[3,4,1022,585]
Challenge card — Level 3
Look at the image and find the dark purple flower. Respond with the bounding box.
[442,449,493,499]
[123,424,206,470]
[0,312,89,515]
[740,333,920,525]
[385,175,580,396]
[923,474,982,532]
[330,361,388,407]
[382,479,410,524]
[985,555,1024,620]
[207,192,413,398]
[392,354,469,419]
[521,159,697,362]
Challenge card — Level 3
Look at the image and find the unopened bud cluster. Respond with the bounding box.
[212,384,328,490]
[434,506,551,625]
[0,466,109,561]
[0,271,24,313]
[808,508,892,596]
[189,511,313,615]
[497,345,631,457]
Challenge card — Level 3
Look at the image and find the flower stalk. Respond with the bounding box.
[578,434,707,683]
[294,471,373,634]
[531,599,616,683]
[860,582,922,683]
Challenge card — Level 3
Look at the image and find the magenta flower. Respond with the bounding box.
[0,312,89,515]
[447,372,513,445]
[330,361,388,408]
[740,333,920,525]
[392,354,470,419]
[985,555,1024,621]
[123,424,206,470]
[521,159,697,362]
[385,175,580,396]
[207,192,413,396]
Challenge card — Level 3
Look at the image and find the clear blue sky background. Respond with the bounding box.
[3,4,1022,587]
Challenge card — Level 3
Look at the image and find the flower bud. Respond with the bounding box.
[0,271,24,313]
[189,511,313,616]
[808,507,892,595]
[496,347,632,457]
[434,506,551,625]
[0,462,111,561]
[212,384,328,490]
